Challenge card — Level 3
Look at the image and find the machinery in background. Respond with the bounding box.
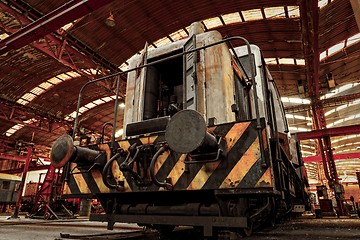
[315,185,348,218]
[26,165,74,219]
[315,185,335,217]
[0,173,21,213]
[50,22,309,238]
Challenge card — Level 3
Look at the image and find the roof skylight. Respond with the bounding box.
[327,42,345,56]
[265,58,305,66]
[264,7,286,19]
[318,0,334,8]
[169,29,188,41]
[16,71,81,106]
[287,6,300,18]
[65,95,117,120]
[336,148,360,154]
[332,134,359,144]
[286,114,312,121]
[334,141,360,150]
[347,33,360,46]
[241,9,263,21]
[327,113,360,128]
[325,99,360,116]
[61,23,74,31]
[48,77,63,85]
[221,12,242,24]
[295,59,305,65]
[0,33,9,40]
[301,144,316,150]
[203,17,223,29]
[5,124,24,137]
[264,58,277,64]
[153,36,172,48]
[4,118,37,137]
[320,82,360,99]
[302,150,315,155]
[320,33,360,61]
[278,58,295,65]
[288,126,310,132]
[281,97,311,104]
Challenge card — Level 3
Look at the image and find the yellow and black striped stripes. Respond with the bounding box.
[62,142,123,196]
[148,119,272,191]
[255,168,272,188]
[63,164,103,196]
[164,154,187,187]
[219,136,260,188]
[62,118,273,197]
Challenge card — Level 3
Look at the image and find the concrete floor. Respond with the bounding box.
[0,215,141,240]
[1,214,360,239]
[252,216,360,239]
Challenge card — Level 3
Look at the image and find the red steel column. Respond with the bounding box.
[300,0,345,215]
[11,146,32,218]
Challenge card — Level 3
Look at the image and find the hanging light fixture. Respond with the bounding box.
[105,12,116,28]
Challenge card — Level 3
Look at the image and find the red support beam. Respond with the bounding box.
[0,0,114,54]
[0,1,125,96]
[300,0,345,215]
[0,98,72,135]
[295,124,360,140]
[303,152,360,162]
[301,0,319,99]
[0,2,108,74]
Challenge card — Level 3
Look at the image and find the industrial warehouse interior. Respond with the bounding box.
[1,0,360,239]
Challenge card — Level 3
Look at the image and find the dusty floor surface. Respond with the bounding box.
[0,214,360,239]
[252,216,360,239]
[0,215,141,240]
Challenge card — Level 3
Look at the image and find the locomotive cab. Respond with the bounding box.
[124,23,238,138]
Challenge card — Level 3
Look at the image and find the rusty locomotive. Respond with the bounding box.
[50,22,308,238]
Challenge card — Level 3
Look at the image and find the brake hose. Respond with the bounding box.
[102,152,123,190]
[149,146,173,190]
